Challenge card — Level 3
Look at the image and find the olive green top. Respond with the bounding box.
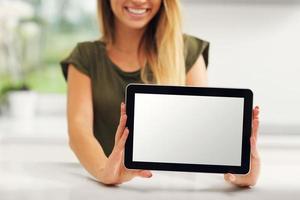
[60,34,209,157]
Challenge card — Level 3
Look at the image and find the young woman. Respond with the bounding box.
[61,0,260,186]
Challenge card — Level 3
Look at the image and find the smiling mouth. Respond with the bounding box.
[125,7,150,15]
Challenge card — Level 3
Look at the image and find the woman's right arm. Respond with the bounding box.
[67,64,108,180]
[67,64,152,185]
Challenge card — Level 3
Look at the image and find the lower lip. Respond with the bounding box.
[124,7,150,19]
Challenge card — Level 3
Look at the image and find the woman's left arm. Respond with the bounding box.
[186,54,261,187]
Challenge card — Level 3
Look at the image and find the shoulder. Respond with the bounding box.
[75,40,105,56]
[69,40,107,66]
[183,34,209,52]
[60,40,105,80]
[183,34,210,71]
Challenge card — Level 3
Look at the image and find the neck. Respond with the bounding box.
[112,20,146,54]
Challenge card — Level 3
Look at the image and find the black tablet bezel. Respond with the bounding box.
[125,84,253,174]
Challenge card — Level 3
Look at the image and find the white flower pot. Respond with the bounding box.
[7,91,37,118]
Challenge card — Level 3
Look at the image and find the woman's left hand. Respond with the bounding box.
[224,106,261,187]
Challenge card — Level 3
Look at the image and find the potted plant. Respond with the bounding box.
[0,1,40,119]
[0,82,37,118]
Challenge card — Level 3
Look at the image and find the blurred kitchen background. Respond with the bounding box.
[0,0,98,140]
[0,0,300,154]
[1,0,300,197]
[0,0,300,141]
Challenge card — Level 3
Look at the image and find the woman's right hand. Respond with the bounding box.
[98,102,152,185]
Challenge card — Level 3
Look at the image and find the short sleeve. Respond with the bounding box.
[184,34,210,73]
[60,43,91,81]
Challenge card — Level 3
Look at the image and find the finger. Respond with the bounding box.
[115,102,127,144]
[224,173,235,183]
[132,170,153,178]
[252,106,259,120]
[115,114,127,144]
[251,106,260,139]
[116,128,129,152]
[121,102,126,116]
[224,173,242,186]
[250,136,259,159]
[224,173,252,187]
[252,117,259,140]
[249,138,261,183]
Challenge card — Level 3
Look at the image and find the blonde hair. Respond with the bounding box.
[97,0,185,85]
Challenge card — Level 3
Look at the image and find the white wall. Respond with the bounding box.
[182,1,300,131]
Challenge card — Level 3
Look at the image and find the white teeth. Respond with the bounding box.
[127,7,147,15]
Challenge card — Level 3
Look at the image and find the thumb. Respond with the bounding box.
[224,173,237,183]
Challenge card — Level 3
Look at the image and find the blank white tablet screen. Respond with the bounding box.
[133,93,244,166]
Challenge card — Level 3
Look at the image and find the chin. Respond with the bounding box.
[124,21,149,30]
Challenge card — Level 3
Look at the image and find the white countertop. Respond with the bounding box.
[0,117,300,200]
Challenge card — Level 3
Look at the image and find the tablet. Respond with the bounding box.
[124,84,253,174]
